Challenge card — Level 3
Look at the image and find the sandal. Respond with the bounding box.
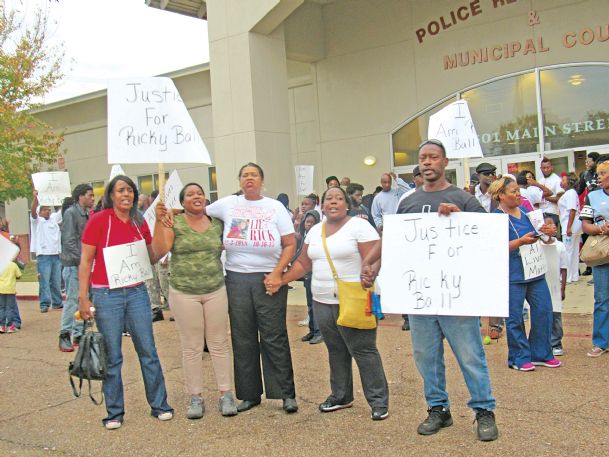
[587,347,608,358]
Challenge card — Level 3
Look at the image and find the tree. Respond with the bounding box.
[0,3,64,202]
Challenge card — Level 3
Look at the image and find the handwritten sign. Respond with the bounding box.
[541,243,562,312]
[520,242,547,281]
[0,235,20,275]
[143,169,184,233]
[427,100,483,159]
[103,240,153,289]
[109,164,126,180]
[379,213,508,317]
[31,172,71,206]
[107,77,212,164]
[294,165,314,195]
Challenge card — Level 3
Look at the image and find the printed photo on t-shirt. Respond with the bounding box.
[226,218,250,239]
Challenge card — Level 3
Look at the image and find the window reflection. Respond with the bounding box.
[461,73,537,157]
[540,66,609,150]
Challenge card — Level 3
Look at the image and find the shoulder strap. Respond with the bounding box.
[321,222,339,280]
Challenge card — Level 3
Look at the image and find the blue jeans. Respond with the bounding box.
[303,277,320,336]
[507,278,553,367]
[409,314,496,411]
[10,295,21,328]
[0,294,16,326]
[592,264,609,349]
[37,255,62,309]
[60,266,83,337]
[91,284,173,425]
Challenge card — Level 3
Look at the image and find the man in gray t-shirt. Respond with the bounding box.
[362,140,498,442]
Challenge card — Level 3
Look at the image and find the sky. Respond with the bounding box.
[8,0,209,103]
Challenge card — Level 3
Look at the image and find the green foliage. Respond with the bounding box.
[0,4,64,202]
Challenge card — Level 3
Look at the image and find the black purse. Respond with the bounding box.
[69,320,107,405]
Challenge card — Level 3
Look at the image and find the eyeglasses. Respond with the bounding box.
[480,171,496,177]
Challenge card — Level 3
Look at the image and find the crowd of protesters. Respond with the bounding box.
[4,146,609,442]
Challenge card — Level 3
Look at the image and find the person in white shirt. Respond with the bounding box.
[473,162,497,212]
[30,190,63,313]
[558,173,583,283]
[371,172,410,230]
[518,170,551,209]
[539,158,564,232]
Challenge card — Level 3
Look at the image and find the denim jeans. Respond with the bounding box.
[91,283,173,425]
[37,255,62,309]
[60,266,83,337]
[592,264,609,349]
[409,314,495,411]
[303,277,320,336]
[10,295,21,327]
[507,278,553,367]
[551,312,563,349]
[0,294,15,326]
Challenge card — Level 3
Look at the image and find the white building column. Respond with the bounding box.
[207,0,302,198]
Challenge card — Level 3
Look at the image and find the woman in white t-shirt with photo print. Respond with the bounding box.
[204,163,298,414]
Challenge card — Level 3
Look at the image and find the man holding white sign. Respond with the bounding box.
[361,140,499,442]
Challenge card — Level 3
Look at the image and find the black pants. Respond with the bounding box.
[225,270,295,401]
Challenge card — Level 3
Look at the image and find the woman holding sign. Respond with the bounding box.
[152,183,238,419]
[271,186,389,421]
[489,177,561,372]
[79,175,173,430]
[204,163,298,413]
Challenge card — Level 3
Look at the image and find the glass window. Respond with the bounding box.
[461,72,538,157]
[208,167,218,203]
[90,181,105,200]
[540,66,609,150]
[392,99,455,166]
[138,175,154,196]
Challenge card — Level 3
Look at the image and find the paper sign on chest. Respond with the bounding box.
[32,172,71,206]
[0,236,20,275]
[379,213,508,317]
[103,240,153,289]
[107,77,211,164]
[520,241,547,281]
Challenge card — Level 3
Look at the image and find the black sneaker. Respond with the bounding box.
[152,308,164,322]
[371,407,389,421]
[417,406,453,435]
[59,332,74,352]
[301,332,314,342]
[475,410,498,441]
[72,335,81,347]
[401,319,410,331]
[319,397,353,413]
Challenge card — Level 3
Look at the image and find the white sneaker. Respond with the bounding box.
[105,420,122,430]
[552,347,564,356]
[158,411,173,421]
[298,317,309,327]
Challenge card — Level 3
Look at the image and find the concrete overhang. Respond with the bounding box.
[145,0,207,20]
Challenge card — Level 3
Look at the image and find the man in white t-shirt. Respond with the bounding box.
[538,158,564,231]
[473,163,497,212]
[30,190,63,313]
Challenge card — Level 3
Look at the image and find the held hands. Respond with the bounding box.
[264,272,283,295]
[360,263,377,288]
[156,202,175,228]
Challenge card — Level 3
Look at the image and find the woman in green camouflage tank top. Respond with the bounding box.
[152,183,238,419]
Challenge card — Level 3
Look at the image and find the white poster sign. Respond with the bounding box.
[109,164,126,180]
[427,100,483,159]
[143,169,184,233]
[541,244,562,312]
[519,241,547,281]
[294,165,314,195]
[107,77,212,164]
[0,235,20,275]
[379,213,509,317]
[103,239,153,289]
[31,172,71,206]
